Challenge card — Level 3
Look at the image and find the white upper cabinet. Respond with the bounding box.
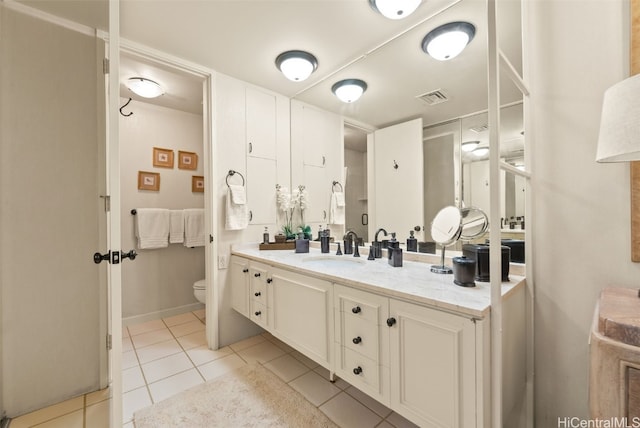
[246,87,277,160]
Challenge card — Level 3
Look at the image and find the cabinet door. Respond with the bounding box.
[388,299,476,428]
[246,87,277,160]
[269,267,333,367]
[230,256,250,316]
[247,156,277,225]
[302,164,328,224]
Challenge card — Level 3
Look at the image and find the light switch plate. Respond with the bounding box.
[218,255,228,269]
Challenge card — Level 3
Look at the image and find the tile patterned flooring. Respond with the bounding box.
[9,309,418,428]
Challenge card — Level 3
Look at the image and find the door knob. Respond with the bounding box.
[93,251,110,264]
[352,336,362,344]
[386,317,397,327]
[121,250,137,261]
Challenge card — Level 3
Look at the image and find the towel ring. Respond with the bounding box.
[332,181,343,193]
[226,170,245,187]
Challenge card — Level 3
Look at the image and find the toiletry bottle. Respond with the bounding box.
[295,232,309,253]
[387,233,399,260]
[388,233,403,267]
[315,225,323,241]
[320,229,330,253]
[263,227,269,244]
[406,230,417,252]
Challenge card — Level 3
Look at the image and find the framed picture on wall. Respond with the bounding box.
[178,151,198,170]
[153,147,174,168]
[138,171,160,191]
[192,175,204,192]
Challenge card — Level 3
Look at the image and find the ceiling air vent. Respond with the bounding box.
[417,89,449,106]
[469,124,489,133]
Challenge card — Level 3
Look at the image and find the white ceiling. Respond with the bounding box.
[17,0,523,146]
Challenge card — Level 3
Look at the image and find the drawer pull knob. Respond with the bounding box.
[386,317,397,327]
[352,306,362,314]
[352,336,362,344]
[254,311,261,316]
[254,292,261,297]
[254,273,261,277]
[242,268,249,273]
[267,278,273,283]
[353,366,363,375]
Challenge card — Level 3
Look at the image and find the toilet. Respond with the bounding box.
[193,279,206,303]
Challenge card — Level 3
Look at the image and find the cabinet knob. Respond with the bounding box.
[242,268,249,273]
[352,306,362,314]
[352,336,362,344]
[386,317,397,327]
[254,292,261,297]
[254,273,261,277]
[267,278,273,283]
[254,311,261,316]
[353,366,363,375]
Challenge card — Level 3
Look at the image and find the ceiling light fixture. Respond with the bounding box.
[126,77,164,98]
[461,141,480,152]
[332,79,368,103]
[275,50,318,82]
[472,146,489,157]
[368,0,422,20]
[422,21,476,61]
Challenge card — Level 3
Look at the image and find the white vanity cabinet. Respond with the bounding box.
[290,100,343,224]
[230,255,250,317]
[268,267,334,368]
[248,261,270,328]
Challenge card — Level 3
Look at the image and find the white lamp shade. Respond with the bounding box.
[126,78,164,98]
[422,22,476,61]
[472,146,489,157]
[332,79,367,103]
[596,74,640,162]
[279,57,315,81]
[370,0,421,20]
[461,141,479,152]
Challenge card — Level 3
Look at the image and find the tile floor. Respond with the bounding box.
[8,309,418,428]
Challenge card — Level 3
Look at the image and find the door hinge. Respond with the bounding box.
[209,234,214,243]
[100,195,110,212]
[103,58,109,75]
[106,334,112,350]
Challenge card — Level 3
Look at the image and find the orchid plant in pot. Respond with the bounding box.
[276,184,311,240]
[292,185,311,239]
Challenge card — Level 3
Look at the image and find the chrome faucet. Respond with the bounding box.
[372,228,388,258]
[343,230,360,257]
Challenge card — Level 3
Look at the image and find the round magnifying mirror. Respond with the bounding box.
[430,206,463,246]
[459,207,489,240]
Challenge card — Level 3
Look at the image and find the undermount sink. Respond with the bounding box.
[302,255,366,265]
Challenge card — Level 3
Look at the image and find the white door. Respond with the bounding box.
[372,118,424,240]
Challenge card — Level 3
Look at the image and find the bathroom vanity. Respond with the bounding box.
[230,243,526,427]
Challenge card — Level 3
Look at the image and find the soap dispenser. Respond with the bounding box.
[320,229,330,253]
[406,230,417,252]
[388,233,403,267]
[295,231,309,253]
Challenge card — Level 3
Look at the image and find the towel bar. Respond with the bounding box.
[226,170,245,187]
[332,181,343,193]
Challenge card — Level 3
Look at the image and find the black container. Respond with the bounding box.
[406,230,418,252]
[320,232,330,254]
[452,256,476,287]
[462,244,510,282]
[501,239,525,263]
[418,241,436,254]
[389,247,403,267]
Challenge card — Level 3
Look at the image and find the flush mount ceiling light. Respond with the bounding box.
[126,77,164,98]
[331,79,368,103]
[422,21,476,61]
[368,0,421,20]
[461,140,480,152]
[472,146,489,157]
[275,50,318,82]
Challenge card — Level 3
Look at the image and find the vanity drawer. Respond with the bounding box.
[250,300,268,328]
[334,284,388,325]
[250,279,267,306]
[339,346,380,391]
[342,312,379,361]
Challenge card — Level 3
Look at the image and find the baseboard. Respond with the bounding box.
[123,302,205,327]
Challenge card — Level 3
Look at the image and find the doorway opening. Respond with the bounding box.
[343,124,369,243]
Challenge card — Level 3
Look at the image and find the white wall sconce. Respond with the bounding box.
[331,79,368,103]
[596,74,640,162]
[275,50,318,82]
[422,21,476,61]
[126,77,164,98]
[462,141,480,152]
[369,0,421,20]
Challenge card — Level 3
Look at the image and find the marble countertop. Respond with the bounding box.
[232,242,525,319]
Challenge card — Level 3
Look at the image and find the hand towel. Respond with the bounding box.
[135,208,170,249]
[169,210,185,244]
[329,192,345,225]
[225,185,249,230]
[184,208,206,247]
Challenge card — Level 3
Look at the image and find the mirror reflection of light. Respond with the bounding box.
[332,79,367,103]
[422,22,476,61]
[369,0,422,20]
[461,141,480,152]
[126,78,164,98]
[472,146,489,157]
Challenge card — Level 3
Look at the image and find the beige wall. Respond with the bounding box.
[528,0,639,423]
[120,100,205,319]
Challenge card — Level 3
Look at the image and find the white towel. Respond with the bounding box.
[225,185,248,230]
[184,209,206,247]
[135,208,170,249]
[169,210,185,244]
[329,192,345,225]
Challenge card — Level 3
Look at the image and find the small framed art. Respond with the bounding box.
[153,147,174,168]
[138,171,160,191]
[178,151,198,170]
[192,175,204,193]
